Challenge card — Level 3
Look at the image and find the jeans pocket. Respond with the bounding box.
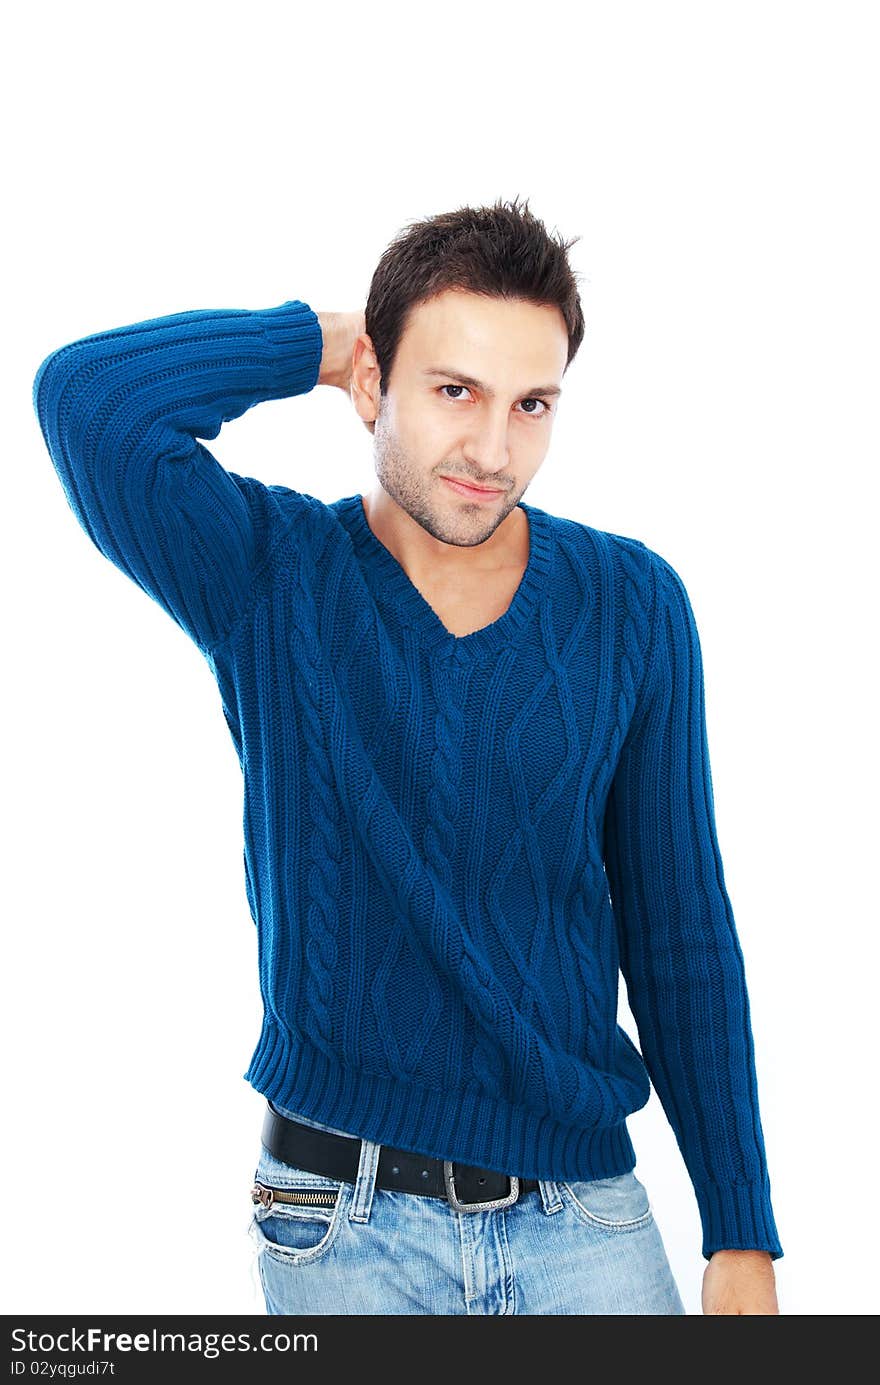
[560,1170,654,1232]
[249,1142,350,1265]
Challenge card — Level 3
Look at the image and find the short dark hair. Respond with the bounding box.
[365,195,585,396]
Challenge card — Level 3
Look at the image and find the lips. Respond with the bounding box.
[440,475,505,498]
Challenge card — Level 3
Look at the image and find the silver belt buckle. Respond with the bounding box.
[443,1160,520,1212]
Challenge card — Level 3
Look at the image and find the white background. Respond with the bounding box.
[3,0,877,1317]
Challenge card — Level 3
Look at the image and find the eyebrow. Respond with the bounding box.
[421,368,562,399]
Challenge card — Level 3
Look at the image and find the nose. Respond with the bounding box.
[461,406,511,477]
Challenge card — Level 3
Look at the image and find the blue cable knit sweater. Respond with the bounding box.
[32,298,782,1261]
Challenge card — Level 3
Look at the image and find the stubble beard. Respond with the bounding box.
[372,405,522,549]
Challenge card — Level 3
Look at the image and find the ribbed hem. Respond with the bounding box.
[254,299,323,397]
[694,1176,784,1261]
[244,1017,637,1182]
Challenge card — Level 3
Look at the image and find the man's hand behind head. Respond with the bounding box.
[317,311,367,394]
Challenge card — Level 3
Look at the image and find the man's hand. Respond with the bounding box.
[317,311,366,394]
[702,1249,780,1314]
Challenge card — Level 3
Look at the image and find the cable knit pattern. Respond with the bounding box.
[32,298,783,1261]
[425,655,505,1096]
[289,543,344,1059]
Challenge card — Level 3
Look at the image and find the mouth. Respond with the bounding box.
[440,475,506,502]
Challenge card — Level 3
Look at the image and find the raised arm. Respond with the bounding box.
[603,550,784,1263]
[32,300,362,654]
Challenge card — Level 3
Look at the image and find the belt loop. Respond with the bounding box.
[538,1177,564,1213]
[349,1136,381,1224]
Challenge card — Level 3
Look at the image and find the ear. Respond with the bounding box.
[351,332,380,435]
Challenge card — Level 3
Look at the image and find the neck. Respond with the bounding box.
[360,485,528,587]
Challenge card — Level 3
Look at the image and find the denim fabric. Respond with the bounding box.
[248,1102,686,1315]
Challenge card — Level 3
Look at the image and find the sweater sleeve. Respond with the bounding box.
[602,550,783,1261]
[32,299,323,654]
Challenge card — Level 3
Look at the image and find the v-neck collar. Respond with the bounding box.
[332,492,554,660]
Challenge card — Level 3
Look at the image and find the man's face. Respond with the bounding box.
[368,289,568,548]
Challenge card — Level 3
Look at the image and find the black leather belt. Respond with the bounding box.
[260,1101,540,1212]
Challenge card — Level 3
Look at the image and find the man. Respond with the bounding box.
[32,197,782,1315]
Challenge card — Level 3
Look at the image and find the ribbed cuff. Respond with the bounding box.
[694,1176,784,1261]
[254,299,323,397]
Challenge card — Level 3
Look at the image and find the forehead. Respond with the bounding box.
[398,289,568,377]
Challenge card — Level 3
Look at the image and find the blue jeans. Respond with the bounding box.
[249,1101,686,1315]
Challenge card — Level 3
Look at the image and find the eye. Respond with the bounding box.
[516,397,551,417]
[439,385,551,417]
